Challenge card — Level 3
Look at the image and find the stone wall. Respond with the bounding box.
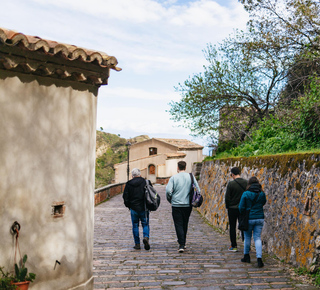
[156,177,170,185]
[194,153,320,270]
[94,183,126,205]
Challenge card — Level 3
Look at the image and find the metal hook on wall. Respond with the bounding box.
[10,221,21,236]
[54,260,61,270]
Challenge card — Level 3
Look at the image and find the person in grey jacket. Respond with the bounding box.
[166,161,200,252]
[239,176,266,267]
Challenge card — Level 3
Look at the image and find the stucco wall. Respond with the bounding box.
[129,139,177,161]
[180,150,203,173]
[115,149,203,183]
[114,154,168,183]
[196,154,320,270]
[0,75,97,289]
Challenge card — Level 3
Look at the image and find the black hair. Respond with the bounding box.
[231,167,240,175]
[178,161,186,170]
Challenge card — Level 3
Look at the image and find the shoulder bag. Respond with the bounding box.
[189,173,203,207]
[145,180,161,211]
[238,192,260,231]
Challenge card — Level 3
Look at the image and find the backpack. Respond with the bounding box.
[145,180,161,211]
[189,173,203,207]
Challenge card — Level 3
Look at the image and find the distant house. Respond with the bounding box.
[114,138,203,184]
[0,27,120,290]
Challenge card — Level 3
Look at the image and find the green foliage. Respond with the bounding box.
[295,267,308,276]
[14,255,36,283]
[293,77,320,146]
[294,267,320,287]
[240,0,320,53]
[214,77,320,158]
[313,271,320,286]
[215,140,237,155]
[0,267,16,289]
[95,131,128,188]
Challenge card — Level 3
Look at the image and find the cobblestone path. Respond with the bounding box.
[93,185,317,290]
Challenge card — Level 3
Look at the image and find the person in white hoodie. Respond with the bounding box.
[166,161,201,252]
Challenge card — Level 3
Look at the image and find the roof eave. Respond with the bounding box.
[0,28,121,87]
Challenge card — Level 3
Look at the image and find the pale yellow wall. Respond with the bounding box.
[0,75,96,290]
[157,164,166,177]
[165,159,180,176]
[129,139,177,161]
[180,150,203,172]
[115,139,203,184]
[115,149,204,184]
[114,154,167,183]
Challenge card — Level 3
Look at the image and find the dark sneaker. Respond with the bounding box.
[133,244,141,250]
[241,254,251,263]
[178,245,185,253]
[257,258,264,268]
[143,237,150,250]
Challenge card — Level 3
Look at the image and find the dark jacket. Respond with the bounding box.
[239,183,267,219]
[225,178,248,209]
[123,177,147,212]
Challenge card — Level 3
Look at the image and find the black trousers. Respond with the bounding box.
[172,206,192,247]
[227,208,242,248]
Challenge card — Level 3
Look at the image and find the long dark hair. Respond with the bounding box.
[246,176,261,190]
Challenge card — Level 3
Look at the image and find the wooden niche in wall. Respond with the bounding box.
[149,147,157,156]
[149,164,155,175]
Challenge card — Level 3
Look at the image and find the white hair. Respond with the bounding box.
[131,168,141,177]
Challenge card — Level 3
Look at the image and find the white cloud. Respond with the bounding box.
[4,0,248,75]
[1,0,249,145]
[98,106,189,136]
[102,87,180,101]
[32,0,166,23]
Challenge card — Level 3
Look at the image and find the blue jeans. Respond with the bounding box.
[130,209,149,244]
[244,219,264,258]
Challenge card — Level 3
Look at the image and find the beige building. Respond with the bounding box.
[0,28,120,289]
[114,138,203,184]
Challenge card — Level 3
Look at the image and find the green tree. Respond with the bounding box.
[239,0,320,102]
[169,30,287,144]
[293,76,320,145]
[239,0,320,52]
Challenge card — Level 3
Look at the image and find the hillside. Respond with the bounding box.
[95,131,150,188]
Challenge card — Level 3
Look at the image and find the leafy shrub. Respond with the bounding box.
[214,78,320,158]
[14,254,36,283]
[95,132,128,188]
[0,267,16,290]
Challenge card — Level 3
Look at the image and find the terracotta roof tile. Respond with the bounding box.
[165,153,186,159]
[155,138,203,150]
[0,27,121,86]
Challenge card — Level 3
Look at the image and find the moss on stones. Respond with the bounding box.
[206,153,320,177]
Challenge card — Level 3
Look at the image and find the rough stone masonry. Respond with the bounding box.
[195,153,320,271]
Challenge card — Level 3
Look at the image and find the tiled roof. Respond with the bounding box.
[0,28,121,86]
[155,138,203,150]
[165,153,186,159]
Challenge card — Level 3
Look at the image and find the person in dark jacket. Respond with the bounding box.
[239,176,267,267]
[123,168,151,250]
[225,167,247,252]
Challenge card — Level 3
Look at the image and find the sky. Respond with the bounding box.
[1,0,249,154]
